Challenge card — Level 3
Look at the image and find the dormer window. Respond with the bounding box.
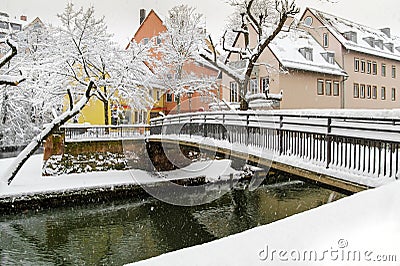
[299,47,313,61]
[10,23,21,31]
[363,37,375,47]
[396,46,400,53]
[321,52,335,64]
[380,28,391,38]
[0,21,8,30]
[374,39,383,49]
[384,43,394,52]
[343,31,357,43]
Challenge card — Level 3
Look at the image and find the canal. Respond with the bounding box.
[0,179,343,265]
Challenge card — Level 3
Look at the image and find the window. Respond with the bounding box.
[392,88,396,101]
[372,62,377,75]
[136,110,147,124]
[361,60,365,73]
[344,31,357,43]
[305,50,313,61]
[367,61,372,74]
[142,38,149,45]
[360,84,365,98]
[322,52,335,64]
[299,47,313,61]
[353,83,359,98]
[323,33,329,47]
[333,81,340,96]
[249,79,258,94]
[122,110,132,124]
[156,90,160,101]
[354,58,359,72]
[325,80,332,96]
[175,94,180,103]
[317,79,324,95]
[156,36,162,45]
[10,23,21,31]
[166,92,173,102]
[372,86,377,99]
[261,77,270,93]
[304,16,313,27]
[230,82,239,102]
[392,65,396,78]
[0,21,8,30]
[382,63,386,77]
[381,87,386,100]
[367,85,371,99]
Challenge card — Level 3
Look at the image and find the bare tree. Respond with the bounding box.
[199,0,299,110]
[1,4,152,186]
[153,5,219,113]
[56,4,153,125]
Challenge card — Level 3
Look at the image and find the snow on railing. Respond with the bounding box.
[62,124,150,142]
[150,110,400,186]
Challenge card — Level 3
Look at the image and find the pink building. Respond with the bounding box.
[223,8,400,110]
[300,8,400,109]
[222,23,347,109]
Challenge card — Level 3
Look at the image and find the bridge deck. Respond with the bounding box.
[149,110,400,190]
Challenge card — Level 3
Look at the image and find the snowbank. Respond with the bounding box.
[129,181,400,266]
[0,155,241,198]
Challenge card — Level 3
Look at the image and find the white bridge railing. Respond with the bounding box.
[62,124,149,142]
[150,110,400,187]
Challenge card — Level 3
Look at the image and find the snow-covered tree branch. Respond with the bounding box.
[1,3,153,186]
[0,39,26,86]
[3,81,96,185]
[199,0,299,110]
[152,5,219,113]
[54,4,153,125]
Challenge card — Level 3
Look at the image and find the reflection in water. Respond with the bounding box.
[0,181,343,265]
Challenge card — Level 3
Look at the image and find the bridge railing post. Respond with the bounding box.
[279,115,283,155]
[326,118,332,169]
[222,114,226,140]
[189,115,192,138]
[203,114,207,138]
[246,113,250,145]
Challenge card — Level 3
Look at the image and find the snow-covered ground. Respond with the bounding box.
[0,154,241,198]
[129,180,400,266]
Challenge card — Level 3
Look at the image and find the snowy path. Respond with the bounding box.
[129,180,400,266]
[0,155,241,198]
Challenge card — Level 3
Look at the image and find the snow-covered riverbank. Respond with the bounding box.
[0,155,242,198]
[130,180,400,266]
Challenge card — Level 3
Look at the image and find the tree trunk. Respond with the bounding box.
[104,99,109,125]
[2,82,95,186]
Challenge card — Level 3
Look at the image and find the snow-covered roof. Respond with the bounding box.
[308,8,400,62]
[0,12,28,34]
[269,29,347,76]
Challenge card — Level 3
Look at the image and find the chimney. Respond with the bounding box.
[140,9,146,24]
[20,15,27,21]
[380,28,391,38]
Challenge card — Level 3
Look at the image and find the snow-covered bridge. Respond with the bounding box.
[60,110,400,193]
[63,124,149,142]
[147,110,400,193]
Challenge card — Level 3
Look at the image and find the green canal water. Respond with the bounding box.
[0,179,343,265]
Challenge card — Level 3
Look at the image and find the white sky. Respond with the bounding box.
[2,0,400,47]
